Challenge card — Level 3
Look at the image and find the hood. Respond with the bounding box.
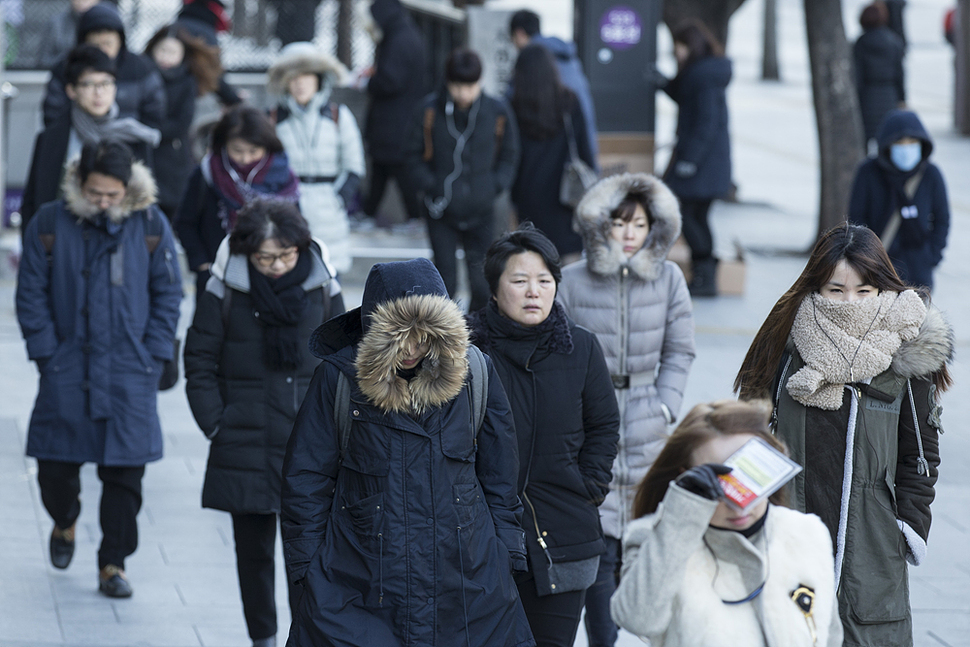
[531,34,577,61]
[208,236,336,293]
[267,42,348,96]
[876,109,933,164]
[370,0,405,30]
[891,305,954,380]
[77,3,127,52]
[62,158,157,223]
[574,173,682,280]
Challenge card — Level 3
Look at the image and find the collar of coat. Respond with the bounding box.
[573,172,681,281]
[354,294,469,415]
[466,300,574,357]
[207,236,336,294]
[62,158,157,224]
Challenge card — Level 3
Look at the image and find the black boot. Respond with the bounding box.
[689,258,718,297]
[49,523,76,569]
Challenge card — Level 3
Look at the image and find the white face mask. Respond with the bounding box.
[890,142,922,172]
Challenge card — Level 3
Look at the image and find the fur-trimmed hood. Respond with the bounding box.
[574,173,681,280]
[62,159,157,223]
[267,42,348,96]
[891,304,954,379]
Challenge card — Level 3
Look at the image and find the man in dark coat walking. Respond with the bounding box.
[854,1,906,144]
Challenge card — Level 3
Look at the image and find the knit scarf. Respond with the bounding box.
[247,250,312,370]
[787,290,925,410]
[71,103,161,147]
[207,150,300,231]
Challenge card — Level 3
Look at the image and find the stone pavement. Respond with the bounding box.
[2,0,969,646]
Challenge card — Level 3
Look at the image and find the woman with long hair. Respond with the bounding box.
[735,223,953,647]
[510,44,596,262]
[611,400,843,646]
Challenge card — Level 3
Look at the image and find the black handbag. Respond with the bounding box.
[559,112,598,208]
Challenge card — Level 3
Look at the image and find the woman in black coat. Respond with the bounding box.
[510,44,596,262]
[468,225,620,647]
[183,198,343,647]
[855,2,906,145]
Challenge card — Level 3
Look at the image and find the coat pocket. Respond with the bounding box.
[453,482,485,527]
[338,491,386,555]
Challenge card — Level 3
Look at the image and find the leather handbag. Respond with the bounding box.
[559,112,598,208]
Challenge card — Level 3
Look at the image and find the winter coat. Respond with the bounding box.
[153,64,197,218]
[854,26,906,142]
[772,306,952,647]
[270,48,366,274]
[559,174,696,540]
[365,0,427,164]
[281,259,535,647]
[16,161,183,467]
[848,110,949,289]
[36,9,79,69]
[511,96,594,257]
[611,484,843,647]
[468,301,620,596]
[662,56,733,200]
[184,239,341,514]
[405,91,520,227]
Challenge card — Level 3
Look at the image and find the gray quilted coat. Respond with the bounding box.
[558,173,696,539]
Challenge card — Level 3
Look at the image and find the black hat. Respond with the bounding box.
[76,3,127,52]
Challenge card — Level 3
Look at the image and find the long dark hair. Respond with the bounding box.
[633,400,788,518]
[145,25,223,96]
[510,44,574,140]
[211,104,284,154]
[672,19,723,70]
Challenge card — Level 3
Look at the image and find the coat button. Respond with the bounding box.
[551,584,557,590]
[352,410,359,417]
[427,517,433,525]
[427,598,434,605]
[286,377,293,383]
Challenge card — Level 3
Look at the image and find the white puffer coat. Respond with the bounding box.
[558,173,695,539]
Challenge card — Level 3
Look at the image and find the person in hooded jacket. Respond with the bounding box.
[557,173,695,647]
[655,19,732,298]
[848,109,949,290]
[184,198,343,647]
[42,2,165,131]
[854,2,906,147]
[268,42,365,275]
[280,257,535,647]
[16,139,182,598]
[467,224,620,647]
[735,223,953,647]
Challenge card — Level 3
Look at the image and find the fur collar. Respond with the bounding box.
[573,173,681,280]
[61,159,157,223]
[355,294,469,415]
[891,304,954,379]
[267,46,347,96]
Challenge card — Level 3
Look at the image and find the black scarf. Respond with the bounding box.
[474,299,574,368]
[247,251,312,370]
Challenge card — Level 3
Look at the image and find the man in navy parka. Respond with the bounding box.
[281,258,535,647]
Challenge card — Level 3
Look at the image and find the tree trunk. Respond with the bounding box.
[762,0,780,80]
[804,0,863,238]
[663,0,748,48]
[337,0,354,69]
[957,0,970,134]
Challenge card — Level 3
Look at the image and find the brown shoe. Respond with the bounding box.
[49,523,76,569]
[98,565,133,598]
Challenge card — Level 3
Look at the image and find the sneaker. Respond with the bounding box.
[98,565,133,598]
[49,524,76,569]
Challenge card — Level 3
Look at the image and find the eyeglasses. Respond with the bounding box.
[252,248,298,267]
[75,80,116,93]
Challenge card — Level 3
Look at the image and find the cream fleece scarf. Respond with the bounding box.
[788,290,926,410]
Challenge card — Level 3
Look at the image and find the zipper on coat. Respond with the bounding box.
[522,491,553,566]
[617,267,629,532]
[770,354,794,432]
[378,532,384,606]
[455,526,472,647]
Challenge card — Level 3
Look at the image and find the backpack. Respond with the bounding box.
[422,105,507,165]
[333,345,489,462]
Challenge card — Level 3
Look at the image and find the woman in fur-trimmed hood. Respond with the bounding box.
[280,258,535,647]
[735,223,953,647]
[558,173,695,646]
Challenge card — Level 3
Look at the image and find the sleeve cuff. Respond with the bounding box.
[897,519,927,566]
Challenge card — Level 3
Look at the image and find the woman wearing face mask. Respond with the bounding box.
[467,224,620,647]
[735,223,953,647]
[175,105,300,299]
[557,173,695,647]
[848,109,950,290]
[611,400,843,647]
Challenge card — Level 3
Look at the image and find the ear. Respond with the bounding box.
[66,84,78,102]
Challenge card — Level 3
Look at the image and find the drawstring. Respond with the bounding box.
[378,532,384,607]
[456,527,471,647]
[907,380,930,476]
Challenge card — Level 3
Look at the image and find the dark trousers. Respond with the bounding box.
[583,536,622,647]
[514,571,587,647]
[426,215,492,313]
[363,161,423,221]
[679,198,715,261]
[36,460,145,570]
[231,513,301,641]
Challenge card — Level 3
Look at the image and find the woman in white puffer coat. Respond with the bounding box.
[557,172,696,646]
[268,42,365,274]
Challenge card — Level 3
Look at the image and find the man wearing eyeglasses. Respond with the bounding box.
[21,44,161,237]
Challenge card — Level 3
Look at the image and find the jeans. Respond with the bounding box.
[583,536,622,647]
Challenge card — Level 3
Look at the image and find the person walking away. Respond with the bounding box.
[735,223,953,647]
[21,45,160,237]
[281,258,535,647]
[175,105,300,300]
[854,2,906,148]
[558,173,695,647]
[509,44,595,262]
[655,19,732,297]
[405,48,520,312]
[360,0,426,225]
[611,400,843,646]
[35,0,98,69]
[467,224,620,647]
[268,42,365,275]
[184,199,343,647]
[16,140,183,598]
[848,109,949,290]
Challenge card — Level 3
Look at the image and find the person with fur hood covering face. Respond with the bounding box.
[557,173,695,647]
[735,223,954,647]
[268,42,365,274]
[280,258,535,647]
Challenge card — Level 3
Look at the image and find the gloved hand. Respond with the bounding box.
[675,464,732,500]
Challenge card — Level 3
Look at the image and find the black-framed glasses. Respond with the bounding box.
[252,248,298,267]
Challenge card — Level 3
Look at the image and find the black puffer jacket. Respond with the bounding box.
[153,64,197,218]
[183,240,343,514]
[468,301,619,595]
[854,26,906,142]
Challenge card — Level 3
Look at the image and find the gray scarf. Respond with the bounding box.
[71,103,161,148]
